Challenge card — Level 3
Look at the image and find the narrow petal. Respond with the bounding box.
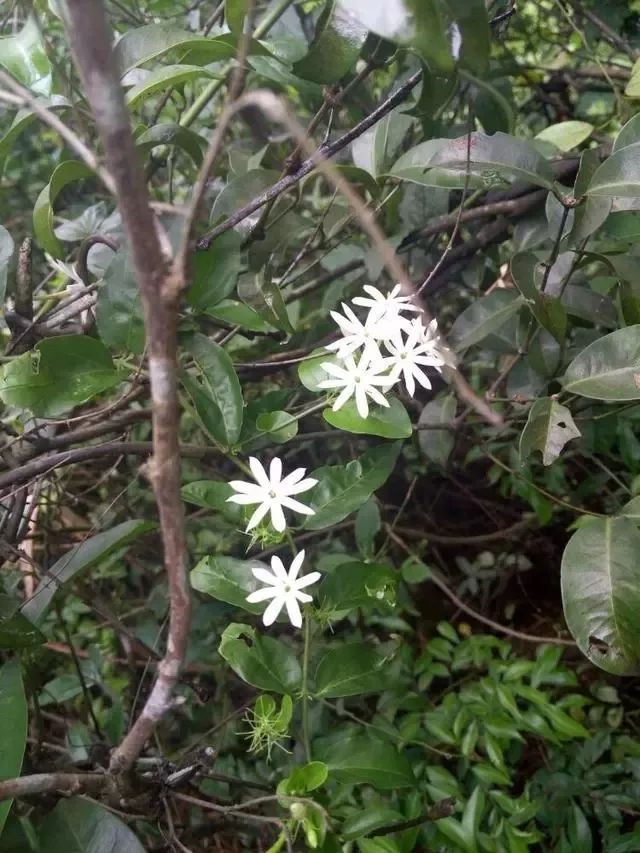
[227,493,261,505]
[320,362,348,378]
[318,378,345,390]
[412,365,433,391]
[355,386,369,419]
[367,386,390,409]
[246,501,270,531]
[269,556,288,582]
[295,571,321,590]
[269,457,282,485]
[246,587,278,603]
[284,477,317,496]
[294,591,314,604]
[228,480,263,496]
[281,496,315,515]
[262,596,284,626]
[249,457,270,488]
[270,502,287,532]
[288,550,306,581]
[285,595,303,628]
[252,567,280,585]
[403,368,416,397]
[279,467,307,489]
[333,385,354,411]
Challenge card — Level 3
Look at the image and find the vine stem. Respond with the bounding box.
[301,615,312,763]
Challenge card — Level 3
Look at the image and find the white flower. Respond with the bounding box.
[246,550,321,628]
[318,352,395,419]
[352,284,422,325]
[384,319,445,397]
[227,457,317,533]
[325,302,385,362]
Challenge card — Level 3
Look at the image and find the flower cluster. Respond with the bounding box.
[227,458,321,628]
[318,284,445,419]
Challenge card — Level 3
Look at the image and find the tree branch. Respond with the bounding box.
[0,772,108,802]
[195,70,423,250]
[62,0,190,775]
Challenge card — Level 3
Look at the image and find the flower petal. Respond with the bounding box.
[270,502,287,532]
[288,550,306,581]
[269,555,288,582]
[269,457,282,485]
[279,467,307,489]
[246,501,270,531]
[281,496,315,515]
[367,387,390,408]
[333,385,354,411]
[227,480,263,496]
[355,386,369,419]
[246,587,278,603]
[285,595,303,628]
[227,493,261,505]
[284,477,317,496]
[262,596,284,626]
[295,570,321,590]
[249,457,270,488]
[252,567,280,585]
[294,590,314,604]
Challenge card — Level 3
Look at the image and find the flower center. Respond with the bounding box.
[400,352,407,360]
[284,583,291,593]
[269,489,277,499]
[354,376,361,384]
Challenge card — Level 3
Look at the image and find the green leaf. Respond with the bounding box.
[429,131,555,189]
[113,23,236,76]
[204,299,271,332]
[341,808,405,841]
[190,555,270,615]
[561,517,640,675]
[136,123,206,166]
[225,0,248,34]
[238,268,294,335]
[314,643,388,697]
[39,798,144,853]
[293,0,367,85]
[255,411,298,444]
[96,246,145,355]
[352,111,413,180]
[305,442,402,530]
[0,336,122,418]
[0,660,27,836]
[0,96,69,175]
[0,225,14,304]
[355,498,381,558]
[279,762,328,796]
[324,397,412,439]
[319,562,397,613]
[625,58,640,99]
[183,333,244,446]
[181,479,245,525]
[319,734,415,789]
[125,65,218,108]
[21,520,153,624]
[535,121,593,151]
[519,398,581,466]
[418,395,456,466]
[0,596,45,650]
[587,143,640,198]
[448,290,523,351]
[298,349,337,392]
[0,17,51,96]
[389,139,485,189]
[511,251,566,343]
[218,623,302,693]
[613,113,640,153]
[186,231,243,311]
[561,325,640,400]
[33,161,94,258]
